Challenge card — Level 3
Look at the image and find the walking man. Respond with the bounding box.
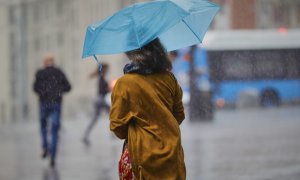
[33,54,71,167]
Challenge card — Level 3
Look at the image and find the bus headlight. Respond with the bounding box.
[216,98,225,108]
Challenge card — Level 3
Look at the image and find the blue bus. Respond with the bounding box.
[173,30,300,108]
[172,47,212,105]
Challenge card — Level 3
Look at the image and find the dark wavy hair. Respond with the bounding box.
[125,38,172,72]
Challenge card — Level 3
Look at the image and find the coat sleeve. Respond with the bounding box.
[59,70,71,93]
[109,80,132,139]
[33,71,41,94]
[172,78,185,125]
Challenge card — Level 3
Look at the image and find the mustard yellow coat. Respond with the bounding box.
[110,71,186,180]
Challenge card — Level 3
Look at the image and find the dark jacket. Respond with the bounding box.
[33,66,71,104]
[98,75,109,96]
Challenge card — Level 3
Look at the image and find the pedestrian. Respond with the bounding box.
[110,38,186,179]
[168,50,178,62]
[33,54,71,167]
[82,64,110,146]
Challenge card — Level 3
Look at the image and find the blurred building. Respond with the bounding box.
[0,0,142,123]
[2,0,299,123]
[212,0,300,30]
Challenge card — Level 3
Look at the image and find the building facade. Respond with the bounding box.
[0,0,140,123]
[1,0,300,123]
[0,1,11,123]
[212,0,300,30]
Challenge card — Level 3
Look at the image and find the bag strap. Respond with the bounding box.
[122,139,128,153]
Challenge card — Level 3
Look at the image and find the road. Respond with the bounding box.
[1,106,300,180]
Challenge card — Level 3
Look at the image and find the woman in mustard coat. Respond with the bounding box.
[110,39,186,180]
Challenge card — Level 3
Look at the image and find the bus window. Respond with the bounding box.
[222,56,253,80]
[253,51,284,79]
[285,50,300,78]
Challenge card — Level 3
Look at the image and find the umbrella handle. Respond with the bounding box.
[93,55,103,72]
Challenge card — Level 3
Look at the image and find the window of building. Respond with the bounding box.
[25,3,32,24]
[57,0,64,15]
[46,35,51,50]
[257,0,299,29]
[33,3,40,22]
[57,32,64,46]
[298,4,300,26]
[9,33,17,98]
[272,2,290,28]
[209,0,230,30]
[0,102,6,123]
[8,5,15,26]
[70,6,78,28]
[45,1,50,21]
[34,38,40,52]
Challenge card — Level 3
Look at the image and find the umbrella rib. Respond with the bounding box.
[130,5,141,48]
[182,19,201,42]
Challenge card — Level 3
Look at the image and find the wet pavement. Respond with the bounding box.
[1,106,300,180]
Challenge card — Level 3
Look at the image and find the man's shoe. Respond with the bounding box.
[41,149,48,159]
[50,158,55,168]
[82,137,90,146]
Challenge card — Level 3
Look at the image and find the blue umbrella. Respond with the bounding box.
[82,0,219,58]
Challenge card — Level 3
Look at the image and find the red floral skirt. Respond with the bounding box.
[119,145,134,180]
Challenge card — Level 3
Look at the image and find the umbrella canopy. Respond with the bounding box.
[82,0,220,58]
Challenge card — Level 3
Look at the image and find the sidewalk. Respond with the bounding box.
[0,114,122,180]
[1,107,300,180]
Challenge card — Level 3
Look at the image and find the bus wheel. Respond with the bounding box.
[260,90,280,107]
